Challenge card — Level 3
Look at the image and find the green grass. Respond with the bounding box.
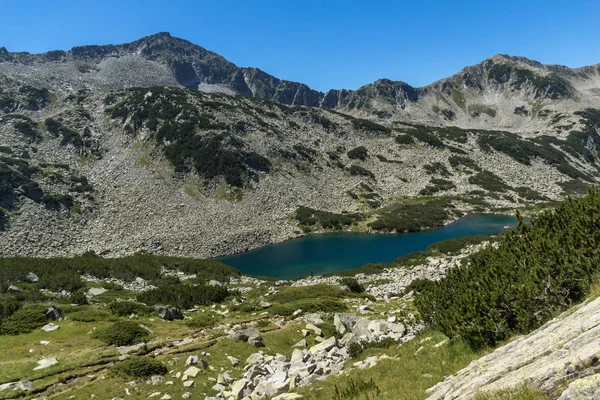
[298,330,486,400]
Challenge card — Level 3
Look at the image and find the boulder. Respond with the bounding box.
[228,328,259,342]
[183,366,201,377]
[248,334,264,347]
[259,301,272,309]
[246,352,264,365]
[185,355,198,366]
[293,339,307,348]
[197,359,208,369]
[227,355,240,366]
[44,306,62,321]
[26,272,39,283]
[558,374,600,400]
[304,313,324,326]
[7,285,20,293]
[309,337,337,355]
[86,287,108,296]
[116,343,144,355]
[154,305,184,321]
[290,348,305,364]
[254,380,278,397]
[208,280,222,286]
[230,378,249,400]
[33,356,58,370]
[334,314,346,334]
[16,381,32,391]
[183,380,195,388]
[41,323,60,332]
[305,323,322,336]
[0,382,18,392]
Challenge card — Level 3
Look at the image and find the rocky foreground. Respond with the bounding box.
[426,295,600,399]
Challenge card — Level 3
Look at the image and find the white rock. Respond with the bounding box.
[33,356,58,370]
[41,323,60,332]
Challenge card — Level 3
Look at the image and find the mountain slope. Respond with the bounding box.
[1,34,600,258]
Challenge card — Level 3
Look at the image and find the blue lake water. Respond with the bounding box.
[218,214,519,279]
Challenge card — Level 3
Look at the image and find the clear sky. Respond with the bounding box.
[2,0,599,92]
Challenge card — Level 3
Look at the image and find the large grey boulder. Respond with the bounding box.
[153,305,183,320]
[558,374,600,400]
[426,296,600,399]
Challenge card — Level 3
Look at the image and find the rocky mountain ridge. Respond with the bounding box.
[2,32,600,128]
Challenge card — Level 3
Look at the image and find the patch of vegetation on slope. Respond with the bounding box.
[106,86,272,187]
[0,254,240,293]
[294,206,363,233]
[415,187,600,349]
[484,60,574,99]
[368,198,461,233]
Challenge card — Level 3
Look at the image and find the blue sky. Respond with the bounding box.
[2,0,599,91]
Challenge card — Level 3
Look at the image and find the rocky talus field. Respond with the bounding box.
[2,33,600,400]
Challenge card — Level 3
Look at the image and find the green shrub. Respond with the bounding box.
[269,299,347,316]
[69,289,88,305]
[184,312,220,329]
[137,284,228,309]
[69,307,111,322]
[347,146,368,160]
[109,301,150,316]
[0,255,240,292]
[349,165,375,179]
[92,321,149,346]
[294,206,363,230]
[351,119,390,134]
[415,188,600,349]
[368,199,458,233]
[113,357,166,378]
[0,304,47,335]
[468,170,510,192]
[341,278,365,293]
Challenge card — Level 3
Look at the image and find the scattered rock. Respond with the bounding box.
[7,284,20,293]
[293,339,307,348]
[154,305,184,321]
[227,356,240,366]
[26,272,39,283]
[304,313,324,326]
[259,301,272,309]
[116,343,145,355]
[185,355,198,366]
[183,366,201,378]
[248,334,264,347]
[33,356,58,370]
[44,306,62,321]
[41,323,60,332]
[86,287,108,296]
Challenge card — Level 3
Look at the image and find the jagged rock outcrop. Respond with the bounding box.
[426,296,600,399]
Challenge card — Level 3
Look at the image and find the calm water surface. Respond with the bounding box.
[218,214,518,279]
